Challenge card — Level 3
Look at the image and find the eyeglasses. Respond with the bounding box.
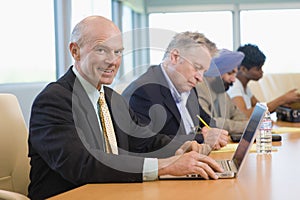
[180,55,204,74]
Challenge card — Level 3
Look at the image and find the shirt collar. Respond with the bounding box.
[160,64,190,103]
[72,66,100,105]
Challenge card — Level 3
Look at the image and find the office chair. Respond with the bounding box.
[0,94,30,200]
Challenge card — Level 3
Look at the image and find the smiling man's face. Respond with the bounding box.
[72,17,123,89]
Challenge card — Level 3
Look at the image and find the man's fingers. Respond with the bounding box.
[195,163,209,180]
[190,141,200,152]
[213,144,221,150]
[221,130,229,136]
[198,154,224,173]
[177,141,202,154]
[175,148,184,155]
[195,162,218,180]
[218,135,228,147]
[164,152,223,179]
[178,141,191,153]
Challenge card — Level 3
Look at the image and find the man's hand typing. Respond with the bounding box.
[158,151,223,180]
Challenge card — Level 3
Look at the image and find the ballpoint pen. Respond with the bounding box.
[196,114,211,129]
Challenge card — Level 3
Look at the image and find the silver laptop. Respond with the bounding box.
[159,103,267,180]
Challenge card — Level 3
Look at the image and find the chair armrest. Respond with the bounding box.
[0,189,30,200]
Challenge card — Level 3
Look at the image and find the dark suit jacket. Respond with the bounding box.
[122,65,215,141]
[28,67,181,200]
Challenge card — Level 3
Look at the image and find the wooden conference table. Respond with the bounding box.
[49,121,300,200]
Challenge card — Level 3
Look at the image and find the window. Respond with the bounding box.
[71,0,112,28]
[149,11,233,64]
[0,0,55,83]
[240,9,300,73]
[121,5,134,76]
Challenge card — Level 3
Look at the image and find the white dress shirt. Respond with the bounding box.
[160,65,195,134]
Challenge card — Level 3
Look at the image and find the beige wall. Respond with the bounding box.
[248,73,300,103]
[0,83,47,126]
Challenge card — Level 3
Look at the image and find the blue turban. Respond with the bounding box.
[204,49,245,77]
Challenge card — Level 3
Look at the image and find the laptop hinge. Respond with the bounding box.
[228,160,238,173]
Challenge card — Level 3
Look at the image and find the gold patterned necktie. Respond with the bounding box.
[98,92,118,154]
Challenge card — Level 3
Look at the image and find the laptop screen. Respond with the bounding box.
[232,103,267,170]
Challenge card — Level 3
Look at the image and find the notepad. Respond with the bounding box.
[271,127,300,134]
[211,143,277,154]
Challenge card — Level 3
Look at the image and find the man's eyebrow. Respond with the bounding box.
[116,47,125,51]
[194,62,204,69]
[94,44,109,48]
[94,44,124,50]
[228,69,237,73]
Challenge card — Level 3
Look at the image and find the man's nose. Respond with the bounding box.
[195,71,204,82]
[230,75,236,82]
[105,52,119,64]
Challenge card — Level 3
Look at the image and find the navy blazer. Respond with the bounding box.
[122,65,215,140]
[28,67,180,199]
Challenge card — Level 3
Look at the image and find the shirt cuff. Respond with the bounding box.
[143,158,158,181]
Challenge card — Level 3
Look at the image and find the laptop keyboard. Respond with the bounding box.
[216,160,231,172]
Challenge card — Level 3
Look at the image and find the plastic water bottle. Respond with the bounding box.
[256,103,272,154]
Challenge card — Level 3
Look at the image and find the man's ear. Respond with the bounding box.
[170,49,180,64]
[239,66,248,72]
[69,42,80,61]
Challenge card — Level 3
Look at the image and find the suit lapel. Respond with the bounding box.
[160,86,182,124]
[71,73,106,151]
[153,66,182,124]
[186,89,200,126]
